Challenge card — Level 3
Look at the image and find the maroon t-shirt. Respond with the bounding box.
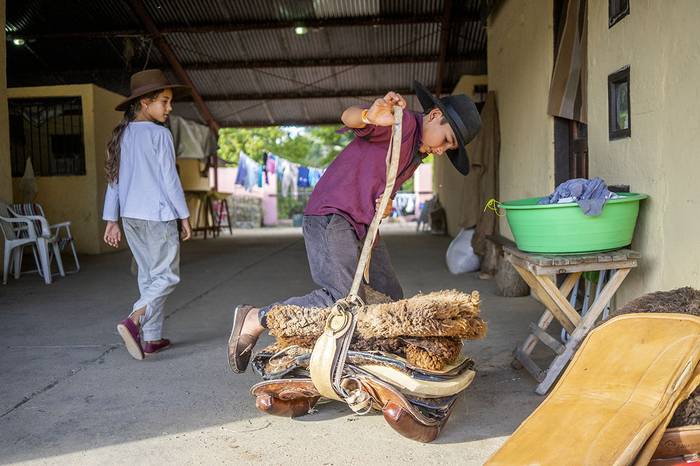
[304,110,424,239]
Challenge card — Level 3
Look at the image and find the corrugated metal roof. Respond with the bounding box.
[6,0,488,127]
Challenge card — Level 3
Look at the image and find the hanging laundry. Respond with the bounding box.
[406,194,415,214]
[262,151,269,184]
[235,151,249,188]
[297,166,310,188]
[258,164,264,188]
[280,160,299,198]
[267,154,277,176]
[235,152,260,192]
[393,193,417,216]
[245,156,259,191]
[309,167,323,187]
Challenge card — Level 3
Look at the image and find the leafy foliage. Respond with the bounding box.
[217,125,353,168]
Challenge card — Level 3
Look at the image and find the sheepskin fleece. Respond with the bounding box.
[257,343,473,376]
[607,287,700,428]
[272,335,462,371]
[265,289,485,340]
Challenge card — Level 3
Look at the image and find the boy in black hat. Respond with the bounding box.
[228,81,482,373]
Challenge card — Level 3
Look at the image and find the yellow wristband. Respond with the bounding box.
[361,109,371,125]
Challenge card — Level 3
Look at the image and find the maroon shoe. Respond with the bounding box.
[117,318,144,360]
[144,338,171,356]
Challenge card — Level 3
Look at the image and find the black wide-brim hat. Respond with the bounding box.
[115,69,190,111]
[413,80,482,175]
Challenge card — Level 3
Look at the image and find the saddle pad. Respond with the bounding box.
[486,313,700,466]
[252,347,475,381]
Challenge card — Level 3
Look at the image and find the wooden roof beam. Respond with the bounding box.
[435,0,454,96]
[126,0,220,135]
[40,53,485,73]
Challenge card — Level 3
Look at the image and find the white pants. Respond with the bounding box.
[122,218,180,341]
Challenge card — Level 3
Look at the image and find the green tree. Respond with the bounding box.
[217,125,352,168]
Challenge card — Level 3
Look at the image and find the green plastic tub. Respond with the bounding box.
[500,192,648,254]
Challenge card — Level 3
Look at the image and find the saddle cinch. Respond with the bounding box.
[246,108,486,442]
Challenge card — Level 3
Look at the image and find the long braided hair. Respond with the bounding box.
[105,90,160,185]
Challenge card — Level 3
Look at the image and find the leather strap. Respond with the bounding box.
[309,300,357,401]
[352,107,403,296]
[309,107,404,403]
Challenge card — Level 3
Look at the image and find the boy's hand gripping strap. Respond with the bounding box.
[310,107,403,403]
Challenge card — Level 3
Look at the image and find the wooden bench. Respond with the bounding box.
[504,245,641,395]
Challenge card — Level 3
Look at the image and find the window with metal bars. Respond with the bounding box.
[9,97,86,177]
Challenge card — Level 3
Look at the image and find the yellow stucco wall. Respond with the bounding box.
[587,0,700,304]
[488,0,555,238]
[9,84,123,254]
[434,75,488,236]
[178,158,210,192]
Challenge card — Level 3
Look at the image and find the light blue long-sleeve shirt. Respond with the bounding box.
[103,121,190,222]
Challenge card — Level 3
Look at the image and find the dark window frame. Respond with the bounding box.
[608,66,631,140]
[9,96,86,177]
[609,0,630,28]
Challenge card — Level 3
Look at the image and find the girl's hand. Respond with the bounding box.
[366,91,407,126]
[104,221,121,248]
[180,218,192,241]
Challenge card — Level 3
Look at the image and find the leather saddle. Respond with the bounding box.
[250,346,475,442]
[247,109,477,443]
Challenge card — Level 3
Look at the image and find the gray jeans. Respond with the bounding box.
[122,218,180,341]
[259,214,403,327]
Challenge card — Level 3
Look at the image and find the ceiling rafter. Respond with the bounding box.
[11,14,481,40]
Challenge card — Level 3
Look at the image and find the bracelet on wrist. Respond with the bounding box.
[361,109,371,125]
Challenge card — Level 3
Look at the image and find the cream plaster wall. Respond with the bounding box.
[488,0,556,238]
[434,75,488,236]
[587,0,700,304]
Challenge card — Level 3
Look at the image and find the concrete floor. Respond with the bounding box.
[0,224,550,465]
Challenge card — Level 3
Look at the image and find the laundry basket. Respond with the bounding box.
[500,193,648,254]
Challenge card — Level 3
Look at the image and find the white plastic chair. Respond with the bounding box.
[0,201,65,284]
[10,203,79,273]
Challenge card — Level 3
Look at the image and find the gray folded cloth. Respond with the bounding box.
[538,177,615,216]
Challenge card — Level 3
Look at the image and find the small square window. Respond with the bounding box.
[609,0,630,28]
[608,66,631,140]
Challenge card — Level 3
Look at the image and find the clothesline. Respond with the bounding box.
[234,150,326,197]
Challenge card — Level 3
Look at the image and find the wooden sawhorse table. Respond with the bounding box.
[185,190,233,239]
[504,245,641,395]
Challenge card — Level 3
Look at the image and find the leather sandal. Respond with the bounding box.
[228,304,258,373]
